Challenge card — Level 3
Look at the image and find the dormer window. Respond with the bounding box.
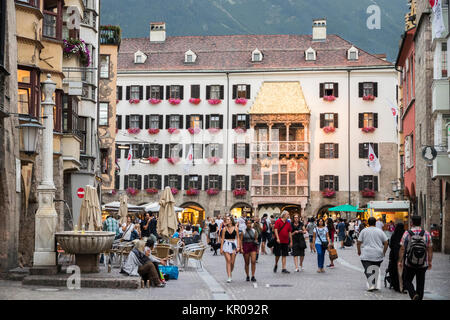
[252,49,263,62]
[134,50,147,64]
[305,47,316,61]
[348,46,359,61]
[184,50,197,63]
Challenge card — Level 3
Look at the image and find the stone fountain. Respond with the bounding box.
[55,231,115,273]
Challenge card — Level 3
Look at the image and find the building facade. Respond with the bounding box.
[102,20,399,223]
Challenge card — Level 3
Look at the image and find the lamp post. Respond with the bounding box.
[33,74,58,270]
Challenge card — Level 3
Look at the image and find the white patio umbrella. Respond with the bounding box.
[78,186,102,231]
[157,187,178,238]
[118,193,129,225]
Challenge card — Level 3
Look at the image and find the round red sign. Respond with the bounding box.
[77,188,85,199]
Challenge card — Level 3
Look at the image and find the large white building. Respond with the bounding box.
[103,19,399,223]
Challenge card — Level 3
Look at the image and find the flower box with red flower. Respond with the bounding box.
[188,127,201,135]
[111,189,117,195]
[115,128,119,133]
[171,187,179,195]
[207,188,219,196]
[167,127,180,134]
[322,188,336,198]
[189,98,201,105]
[148,98,161,105]
[235,98,247,105]
[127,128,141,134]
[323,95,336,102]
[126,187,139,196]
[208,99,222,105]
[207,157,220,165]
[186,188,199,196]
[168,98,181,105]
[233,188,247,197]
[362,189,376,198]
[116,99,119,104]
[208,128,221,134]
[323,126,335,134]
[234,127,247,134]
[234,158,246,165]
[148,157,159,164]
[129,99,140,104]
[361,126,376,133]
[146,188,159,195]
[362,95,376,101]
[148,128,160,135]
[167,157,180,165]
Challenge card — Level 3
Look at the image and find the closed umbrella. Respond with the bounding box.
[118,193,129,225]
[78,186,102,231]
[157,186,177,238]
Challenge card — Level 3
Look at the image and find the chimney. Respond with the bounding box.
[312,18,327,41]
[150,22,166,42]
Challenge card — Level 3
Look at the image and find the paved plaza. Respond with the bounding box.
[0,236,449,300]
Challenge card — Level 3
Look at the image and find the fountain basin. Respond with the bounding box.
[55,231,115,273]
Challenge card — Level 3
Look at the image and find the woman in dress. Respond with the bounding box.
[291,214,307,272]
[220,216,241,283]
[240,219,258,282]
[313,218,331,273]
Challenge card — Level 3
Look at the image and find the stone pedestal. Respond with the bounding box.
[75,254,100,273]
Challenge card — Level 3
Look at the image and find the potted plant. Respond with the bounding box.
[146,188,159,195]
[111,189,117,195]
[171,187,179,195]
[234,158,246,165]
[168,98,181,105]
[362,188,376,198]
[322,188,336,198]
[129,98,140,104]
[127,128,141,134]
[235,98,247,105]
[189,98,201,105]
[361,126,376,133]
[207,157,220,165]
[233,188,247,197]
[148,98,161,104]
[126,187,139,196]
[167,157,180,165]
[323,126,335,133]
[186,188,199,196]
[208,99,222,105]
[362,94,376,101]
[323,95,336,102]
[148,128,160,135]
[167,127,180,134]
[63,38,91,67]
[207,188,219,196]
[188,127,201,135]
[148,157,159,164]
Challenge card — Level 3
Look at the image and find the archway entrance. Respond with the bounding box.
[230,202,253,218]
[179,202,205,225]
[316,205,340,221]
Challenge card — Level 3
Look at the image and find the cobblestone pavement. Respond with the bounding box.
[1,237,449,300]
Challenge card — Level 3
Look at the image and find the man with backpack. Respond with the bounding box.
[260,213,272,255]
[398,216,433,300]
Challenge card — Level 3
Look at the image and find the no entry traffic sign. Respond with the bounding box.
[77,187,85,199]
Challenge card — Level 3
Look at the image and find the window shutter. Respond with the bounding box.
[139,86,143,100]
[125,115,130,129]
[219,85,224,100]
[178,115,183,129]
[160,86,164,99]
[139,115,143,129]
[334,113,338,128]
[218,176,223,191]
[374,113,378,128]
[359,143,364,158]
[246,85,251,99]
[145,115,150,129]
[374,143,379,157]
[334,176,339,191]
[334,144,339,158]
[159,115,163,129]
[245,115,250,129]
[205,144,210,158]
[115,146,121,160]
[219,144,224,158]
[320,114,325,128]
[373,82,378,97]
[204,176,209,190]
[374,176,379,191]
[164,175,169,188]
[166,86,170,100]
[115,175,120,190]
[205,115,210,129]
[319,144,325,158]
[359,176,363,191]
[180,86,184,100]
[359,83,364,97]
[126,86,130,100]
[118,86,123,100]
[232,115,237,129]
[359,114,364,128]
[146,86,150,100]
[219,115,224,129]
[233,144,237,158]
[232,85,237,99]
[157,175,162,190]
[144,175,149,190]
[206,86,211,100]
[319,83,324,98]
[124,175,129,190]
[158,145,163,158]
[198,175,202,190]
[138,145,143,158]
[231,176,236,190]
[165,144,169,158]
[200,115,204,129]
[186,115,191,128]
[177,176,182,190]
[334,83,339,97]
[319,176,324,191]
[165,115,170,129]
[184,175,189,190]
[191,85,200,99]
[245,176,250,191]
[245,144,250,159]
[117,115,122,129]
[178,144,183,158]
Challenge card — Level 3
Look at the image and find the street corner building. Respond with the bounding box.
[102,19,400,224]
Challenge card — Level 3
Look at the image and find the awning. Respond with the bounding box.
[142,202,184,213]
[101,201,144,212]
[328,204,364,212]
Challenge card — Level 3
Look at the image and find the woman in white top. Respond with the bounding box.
[120,215,135,241]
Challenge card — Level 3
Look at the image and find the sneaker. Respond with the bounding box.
[326,264,335,268]
[251,276,256,282]
[412,294,420,301]
[273,265,278,273]
[282,269,290,274]
[227,277,232,283]
[301,266,304,271]
[246,276,250,282]
[295,268,299,272]
[367,285,376,292]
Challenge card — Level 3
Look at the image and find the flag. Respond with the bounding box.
[184,144,194,173]
[386,98,399,132]
[125,148,133,173]
[368,144,381,173]
[431,0,445,38]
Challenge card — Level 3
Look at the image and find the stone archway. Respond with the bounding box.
[230,202,253,218]
[179,202,205,225]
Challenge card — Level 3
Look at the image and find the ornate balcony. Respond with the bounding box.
[251,141,309,154]
[252,185,308,197]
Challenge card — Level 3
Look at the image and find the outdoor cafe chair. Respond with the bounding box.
[181,243,206,270]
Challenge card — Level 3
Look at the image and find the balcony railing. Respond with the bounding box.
[251,141,309,153]
[252,185,308,197]
[100,26,121,45]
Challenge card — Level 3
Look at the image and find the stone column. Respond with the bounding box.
[33,75,58,269]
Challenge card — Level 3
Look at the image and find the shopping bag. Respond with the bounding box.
[158,265,179,280]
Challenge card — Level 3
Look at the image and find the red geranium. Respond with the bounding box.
[148,128,160,135]
[189,98,201,105]
[208,99,221,105]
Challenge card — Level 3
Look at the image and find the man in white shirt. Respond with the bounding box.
[357,217,388,291]
[215,215,224,229]
[237,216,246,234]
[375,218,384,230]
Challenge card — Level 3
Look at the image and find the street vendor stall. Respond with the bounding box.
[366,200,410,228]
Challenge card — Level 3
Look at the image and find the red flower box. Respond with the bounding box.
[323,95,336,102]
[361,126,376,133]
[207,188,219,196]
[322,188,336,198]
[167,157,180,165]
[233,188,247,197]
[208,99,222,105]
[111,189,117,195]
[167,127,180,134]
[234,127,247,134]
[129,99,140,104]
[362,189,376,198]
[323,126,335,133]
[234,158,246,165]
[235,98,247,105]
[126,187,139,196]
[148,157,159,164]
[148,128,160,135]
[146,188,159,194]
[148,98,161,105]
[186,188,199,196]
[188,127,201,135]
[171,187,179,195]
[189,98,201,105]
[362,95,376,101]
[127,128,141,134]
[207,157,220,165]
[168,98,181,105]
[208,128,221,134]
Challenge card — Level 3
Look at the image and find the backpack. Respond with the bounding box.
[405,230,427,268]
[262,218,268,233]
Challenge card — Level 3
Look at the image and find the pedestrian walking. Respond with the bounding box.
[220,216,241,283]
[273,211,293,274]
[376,218,384,231]
[357,217,389,291]
[260,213,272,255]
[313,218,330,273]
[337,218,346,249]
[306,218,317,253]
[326,218,336,268]
[348,220,356,240]
[291,214,307,272]
[398,216,433,300]
[387,222,405,292]
[253,216,262,262]
[208,218,219,255]
[240,219,258,282]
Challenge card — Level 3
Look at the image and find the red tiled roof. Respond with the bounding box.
[118,34,393,72]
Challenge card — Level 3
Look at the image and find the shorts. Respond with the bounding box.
[242,242,258,254]
[274,243,289,257]
[292,246,305,257]
[222,240,237,254]
[309,235,314,243]
[339,234,346,241]
[261,232,271,242]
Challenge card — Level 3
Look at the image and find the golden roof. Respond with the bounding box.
[249,81,310,114]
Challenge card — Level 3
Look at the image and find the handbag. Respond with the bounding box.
[328,248,338,260]
[316,227,329,250]
[267,222,287,248]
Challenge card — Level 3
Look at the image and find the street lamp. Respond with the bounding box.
[16,116,44,155]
